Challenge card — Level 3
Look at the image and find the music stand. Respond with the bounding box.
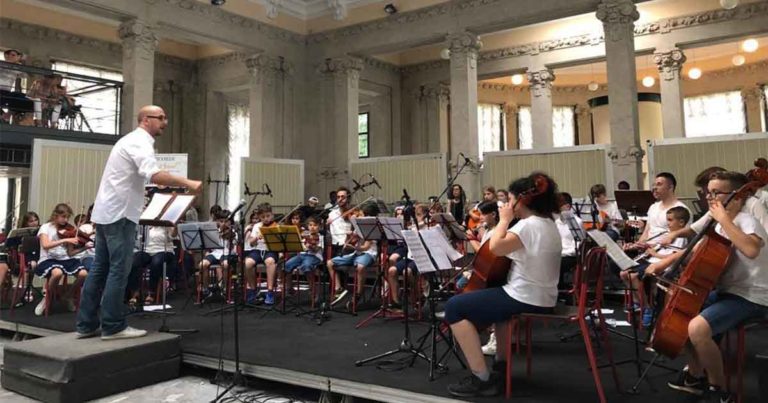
[260,225,304,315]
[353,216,404,329]
[431,213,468,243]
[8,228,43,307]
[140,192,198,334]
[614,191,655,218]
[178,221,224,309]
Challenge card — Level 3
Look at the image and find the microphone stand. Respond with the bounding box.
[206,174,229,207]
[427,155,473,221]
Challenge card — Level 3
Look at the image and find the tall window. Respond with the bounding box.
[517,106,575,150]
[684,91,746,137]
[51,61,122,135]
[477,103,505,159]
[358,112,369,158]
[227,104,249,209]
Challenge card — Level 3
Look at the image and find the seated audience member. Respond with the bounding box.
[0,49,33,122]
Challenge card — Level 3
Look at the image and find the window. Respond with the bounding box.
[358,112,369,158]
[517,106,575,149]
[763,85,768,132]
[227,104,249,208]
[684,91,746,137]
[51,61,122,135]
[477,104,505,159]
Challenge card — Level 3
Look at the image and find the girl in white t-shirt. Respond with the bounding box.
[444,173,562,398]
[33,203,87,316]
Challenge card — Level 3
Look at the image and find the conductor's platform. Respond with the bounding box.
[1,332,180,403]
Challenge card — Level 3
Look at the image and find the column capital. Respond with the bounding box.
[245,53,284,85]
[526,69,555,97]
[574,103,591,117]
[741,85,766,103]
[447,32,482,55]
[503,103,519,115]
[118,19,158,53]
[653,48,687,81]
[596,0,639,42]
[422,83,450,102]
[317,56,364,79]
[608,144,645,163]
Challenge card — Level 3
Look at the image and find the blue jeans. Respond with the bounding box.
[76,218,137,335]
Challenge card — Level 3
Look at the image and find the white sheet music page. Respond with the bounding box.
[161,194,195,223]
[141,193,173,221]
[401,230,437,273]
[587,230,637,271]
[420,227,460,270]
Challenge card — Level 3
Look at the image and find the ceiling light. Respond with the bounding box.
[384,4,397,14]
[641,76,655,88]
[211,0,225,5]
[587,81,599,92]
[742,38,759,53]
[719,0,739,10]
[732,54,746,66]
[511,74,524,85]
[688,67,702,80]
[440,48,451,60]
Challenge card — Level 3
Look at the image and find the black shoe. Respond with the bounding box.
[702,385,735,403]
[389,301,402,310]
[667,368,707,396]
[447,373,500,398]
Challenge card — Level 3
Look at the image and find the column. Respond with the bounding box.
[742,86,766,133]
[597,0,643,189]
[653,48,687,138]
[575,103,593,145]
[280,60,295,158]
[448,32,482,195]
[118,19,158,133]
[423,83,450,155]
[527,69,555,148]
[318,56,363,169]
[504,103,518,150]
[410,87,427,154]
[245,53,283,158]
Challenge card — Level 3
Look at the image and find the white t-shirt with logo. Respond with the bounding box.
[503,216,562,307]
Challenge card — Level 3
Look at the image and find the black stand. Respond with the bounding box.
[206,174,230,208]
[157,230,197,334]
[259,225,304,317]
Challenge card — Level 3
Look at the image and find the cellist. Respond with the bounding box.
[646,171,768,403]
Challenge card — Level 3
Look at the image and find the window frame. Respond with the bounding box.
[358,112,370,159]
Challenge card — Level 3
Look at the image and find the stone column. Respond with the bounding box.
[118,19,158,133]
[423,83,450,155]
[742,86,766,133]
[318,56,363,170]
[597,0,643,189]
[575,103,593,145]
[280,60,295,158]
[448,32,482,195]
[504,103,518,150]
[410,87,427,154]
[653,48,687,138]
[527,69,555,148]
[245,53,283,158]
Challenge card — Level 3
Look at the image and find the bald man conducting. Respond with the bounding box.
[76,105,202,340]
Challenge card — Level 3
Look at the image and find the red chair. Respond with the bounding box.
[723,316,768,403]
[505,246,620,402]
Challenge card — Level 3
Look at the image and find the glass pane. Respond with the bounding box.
[358,134,369,158]
[477,104,503,160]
[51,61,123,135]
[684,91,746,137]
[552,106,575,147]
[518,106,533,150]
[227,104,250,209]
[358,113,368,133]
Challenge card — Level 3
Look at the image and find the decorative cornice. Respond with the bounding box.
[421,83,450,102]
[361,57,400,75]
[245,53,293,84]
[704,59,768,79]
[634,2,768,36]
[199,52,249,69]
[156,53,195,70]
[317,56,364,77]
[447,32,483,55]
[596,0,639,42]
[0,18,121,54]
[401,60,448,76]
[479,81,605,95]
[653,49,686,81]
[527,69,555,97]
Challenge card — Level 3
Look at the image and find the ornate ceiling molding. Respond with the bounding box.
[361,57,400,75]
[0,18,122,54]
[198,52,249,69]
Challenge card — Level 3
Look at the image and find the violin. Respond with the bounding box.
[341,208,363,254]
[57,223,93,245]
[302,230,321,252]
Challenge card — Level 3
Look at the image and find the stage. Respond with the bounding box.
[1,293,765,403]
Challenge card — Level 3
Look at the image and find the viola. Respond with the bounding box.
[651,158,768,358]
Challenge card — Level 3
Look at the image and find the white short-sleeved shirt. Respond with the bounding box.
[598,201,622,221]
[555,213,584,257]
[91,128,161,224]
[144,226,175,255]
[243,224,257,252]
[328,207,352,245]
[646,237,686,264]
[712,213,768,306]
[503,216,562,307]
[691,196,768,235]
[301,233,324,260]
[253,222,277,251]
[37,222,68,263]
[72,223,96,259]
[645,200,690,240]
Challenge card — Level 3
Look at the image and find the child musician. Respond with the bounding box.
[328,204,379,307]
[68,213,95,272]
[245,203,279,305]
[198,209,236,298]
[34,203,88,316]
[19,211,41,273]
[242,210,260,303]
[284,216,324,293]
[386,203,430,309]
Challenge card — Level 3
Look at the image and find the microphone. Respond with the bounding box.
[352,179,365,192]
[458,152,476,167]
[265,184,273,197]
[229,199,246,220]
[244,183,251,195]
[369,174,382,190]
[402,189,410,201]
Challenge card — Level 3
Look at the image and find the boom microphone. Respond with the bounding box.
[369,174,382,190]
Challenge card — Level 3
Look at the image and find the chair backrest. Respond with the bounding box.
[20,235,39,255]
[576,246,607,316]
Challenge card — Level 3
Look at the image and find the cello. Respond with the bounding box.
[463,175,548,292]
[651,159,768,358]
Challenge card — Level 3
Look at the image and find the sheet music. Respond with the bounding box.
[141,193,172,221]
[379,217,404,241]
[161,194,195,223]
[561,211,586,242]
[587,230,637,271]
[351,217,383,240]
[401,230,436,273]
[420,227,462,269]
[177,221,222,251]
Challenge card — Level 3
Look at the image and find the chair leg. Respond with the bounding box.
[578,317,608,403]
[598,312,621,391]
[526,318,532,379]
[737,325,745,403]
[506,319,517,399]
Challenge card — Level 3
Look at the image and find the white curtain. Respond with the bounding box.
[477,103,504,159]
[227,104,249,209]
[51,61,123,135]
[517,105,575,149]
[684,91,746,137]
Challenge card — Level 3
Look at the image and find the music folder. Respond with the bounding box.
[140,193,196,227]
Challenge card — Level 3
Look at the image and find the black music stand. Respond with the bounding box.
[5,227,42,308]
[615,191,655,218]
[178,221,224,308]
[261,225,304,316]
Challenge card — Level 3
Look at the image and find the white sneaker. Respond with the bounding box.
[101,326,148,341]
[34,298,46,316]
[482,332,497,356]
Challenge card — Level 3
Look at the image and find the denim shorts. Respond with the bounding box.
[394,258,417,274]
[331,253,375,268]
[246,250,278,265]
[699,291,768,337]
[445,287,553,327]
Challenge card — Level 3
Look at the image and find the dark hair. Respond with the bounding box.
[361,203,379,217]
[694,166,726,190]
[336,186,351,195]
[656,172,677,190]
[209,204,222,216]
[589,184,607,199]
[477,200,498,216]
[214,210,230,220]
[617,180,630,190]
[3,49,20,56]
[559,192,573,207]
[710,171,748,192]
[257,202,273,214]
[20,211,40,227]
[74,214,87,225]
[249,210,259,221]
[666,206,690,224]
[482,185,496,194]
[508,172,559,219]
[305,216,319,226]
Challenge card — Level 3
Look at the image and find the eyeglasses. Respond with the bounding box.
[705,190,734,199]
[146,115,167,121]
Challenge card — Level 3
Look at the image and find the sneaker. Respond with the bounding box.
[331,289,348,306]
[447,373,501,398]
[75,329,100,339]
[642,307,654,328]
[64,298,77,313]
[702,385,735,403]
[246,289,257,304]
[482,332,497,356]
[264,291,275,306]
[667,368,707,396]
[624,303,641,313]
[34,298,46,316]
[101,326,148,340]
